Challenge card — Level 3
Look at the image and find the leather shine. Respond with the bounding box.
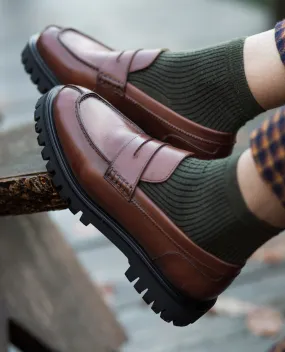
[53,86,242,301]
[37,25,236,159]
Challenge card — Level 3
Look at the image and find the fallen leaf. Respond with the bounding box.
[247,307,283,337]
[251,233,285,264]
[209,297,257,317]
[269,338,285,352]
[251,247,285,264]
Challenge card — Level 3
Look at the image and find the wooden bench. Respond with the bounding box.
[0,124,126,351]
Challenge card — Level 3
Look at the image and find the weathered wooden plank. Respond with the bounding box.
[0,173,66,216]
[0,213,126,352]
[0,124,66,215]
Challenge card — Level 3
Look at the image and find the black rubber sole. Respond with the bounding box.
[34,87,216,327]
[21,35,60,94]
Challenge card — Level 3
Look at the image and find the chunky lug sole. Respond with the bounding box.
[34,86,216,326]
[21,35,59,94]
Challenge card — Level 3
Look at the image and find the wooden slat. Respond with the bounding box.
[0,213,126,352]
[0,123,126,350]
[0,124,66,215]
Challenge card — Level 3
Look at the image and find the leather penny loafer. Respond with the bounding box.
[23,25,236,159]
[34,85,241,326]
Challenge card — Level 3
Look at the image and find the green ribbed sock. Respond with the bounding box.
[140,154,280,265]
[129,39,264,133]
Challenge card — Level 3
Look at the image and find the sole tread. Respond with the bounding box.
[21,38,58,94]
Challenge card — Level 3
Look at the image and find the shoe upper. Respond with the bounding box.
[52,85,242,301]
[37,25,236,159]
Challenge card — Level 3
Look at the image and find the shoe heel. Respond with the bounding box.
[21,36,59,94]
[125,258,216,327]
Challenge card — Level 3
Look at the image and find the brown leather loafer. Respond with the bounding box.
[23,25,236,159]
[35,85,241,326]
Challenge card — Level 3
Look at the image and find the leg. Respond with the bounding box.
[238,148,285,228]
[141,108,285,265]
[34,85,285,325]
[245,27,285,110]
[130,20,285,133]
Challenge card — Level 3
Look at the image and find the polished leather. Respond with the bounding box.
[53,85,242,301]
[37,25,236,159]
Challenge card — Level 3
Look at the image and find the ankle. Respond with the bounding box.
[130,38,263,133]
[238,149,285,228]
[244,28,285,110]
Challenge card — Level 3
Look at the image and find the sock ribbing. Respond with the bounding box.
[129,39,263,133]
[139,154,280,265]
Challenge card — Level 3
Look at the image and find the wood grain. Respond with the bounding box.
[0,214,126,352]
[0,124,65,215]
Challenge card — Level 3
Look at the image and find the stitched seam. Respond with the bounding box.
[132,198,224,280]
[151,251,223,282]
[111,139,166,197]
[141,153,191,183]
[100,73,124,89]
[163,133,221,156]
[58,28,111,71]
[133,143,167,187]
[99,50,141,90]
[79,91,141,131]
[132,198,239,279]
[126,94,230,146]
[105,167,133,199]
[78,92,140,129]
[76,92,144,159]
[111,135,140,166]
[55,30,233,148]
[125,94,233,147]
[97,75,124,96]
[75,95,109,161]
[127,48,143,74]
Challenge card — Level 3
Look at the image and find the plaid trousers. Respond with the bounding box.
[251,20,285,352]
[251,107,285,206]
[269,339,285,352]
[251,109,285,352]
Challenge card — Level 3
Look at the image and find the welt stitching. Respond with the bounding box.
[163,133,220,156]
[98,77,232,148]
[97,76,124,96]
[100,73,124,88]
[125,94,233,147]
[132,198,237,279]
[151,251,223,282]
